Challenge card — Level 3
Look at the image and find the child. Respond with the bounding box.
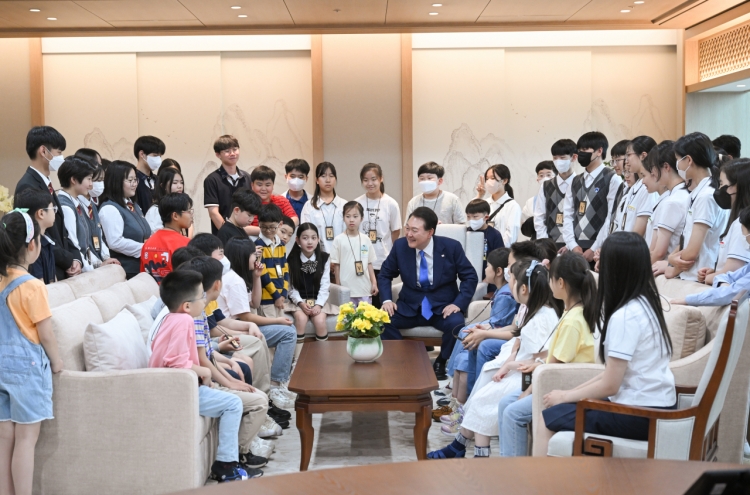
[74,147,104,206]
[254,204,290,318]
[538,232,675,456]
[331,202,378,307]
[217,188,262,247]
[475,164,521,247]
[522,160,556,236]
[204,135,253,236]
[145,166,192,236]
[133,135,166,213]
[76,161,108,258]
[15,189,59,284]
[404,161,466,225]
[148,270,249,482]
[640,146,667,251]
[428,258,560,458]
[277,216,295,246]
[534,139,577,250]
[281,158,310,218]
[140,193,193,283]
[249,165,298,228]
[607,139,630,235]
[0,210,63,494]
[497,251,596,457]
[465,198,504,293]
[286,223,337,341]
[300,161,347,253]
[620,136,658,236]
[712,134,741,160]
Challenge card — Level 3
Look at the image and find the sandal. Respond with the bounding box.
[427,443,466,459]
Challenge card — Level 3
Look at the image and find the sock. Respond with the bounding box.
[296,334,305,344]
[454,432,469,447]
[474,445,490,457]
[315,333,329,341]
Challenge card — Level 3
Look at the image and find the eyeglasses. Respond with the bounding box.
[259,223,279,231]
[44,206,58,214]
[124,178,139,185]
[188,292,206,303]
[182,208,195,215]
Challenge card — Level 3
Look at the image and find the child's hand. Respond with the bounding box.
[310,305,322,316]
[652,260,668,276]
[461,328,484,350]
[253,261,264,277]
[102,258,121,266]
[371,285,379,296]
[248,325,264,339]
[492,365,509,382]
[543,390,568,408]
[517,361,540,374]
[697,267,714,284]
[298,301,312,315]
[218,337,242,353]
[51,359,64,373]
[275,317,293,326]
[274,297,285,310]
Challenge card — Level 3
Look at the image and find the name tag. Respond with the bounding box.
[578,201,587,216]
[355,261,365,276]
[92,236,100,250]
[275,264,283,278]
[555,213,563,226]
[306,299,316,307]
[325,227,334,241]
[621,212,628,228]
[369,229,377,242]
[627,205,636,211]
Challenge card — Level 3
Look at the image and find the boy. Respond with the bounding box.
[712,134,741,160]
[280,159,310,218]
[521,160,557,239]
[608,139,630,234]
[15,126,82,279]
[15,189,58,284]
[465,199,504,292]
[404,161,466,225]
[561,131,622,265]
[254,204,290,317]
[133,135,166,213]
[204,135,254,236]
[278,216,295,246]
[148,270,248,483]
[249,166,298,228]
[217,188,262,246]
[140,193,193,283]
[534,140,578,250]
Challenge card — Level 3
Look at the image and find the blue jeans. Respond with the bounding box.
[498,390,530,457]
[198,385,243,462]
[259,324,297,383]
[467,338,506,394]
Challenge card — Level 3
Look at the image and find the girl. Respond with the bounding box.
[145,166,193,238]
[286,223,337,341]
[0,210,63,495]
[538,231,675,456]
[99,161,152,279]
[497,251,597,457]
[331,202,378,307]
[699,158,750,285]
[300,162,347,254]
[161,158,182,173]
[667,132,729,281]
[639,148,667,250]
[356,163,401,309]
[475,164,521,247]
[428,258,560,459]
[620,136,658,236]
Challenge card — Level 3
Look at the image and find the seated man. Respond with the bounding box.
[379,207,478,380]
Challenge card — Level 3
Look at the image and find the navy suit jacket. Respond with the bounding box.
[378,235,478,318]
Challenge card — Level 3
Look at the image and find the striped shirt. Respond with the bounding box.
[255,234,289,304]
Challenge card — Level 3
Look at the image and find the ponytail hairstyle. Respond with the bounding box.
[0,210,41,277]
[311,161,338,210]
[485,164,514,199]
[287,223,330,291]
[510,258,561,336]
[674,132,720,188]
[360,163,385,193]
[596,231,671,363]
[626,135,657,174]
[642,140,676,182]
[224,237,256,291]
[549,251,598,333]
[721,158,750,238]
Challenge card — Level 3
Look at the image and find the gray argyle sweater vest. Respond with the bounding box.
[572,167,615,250]
[543,179,566,244]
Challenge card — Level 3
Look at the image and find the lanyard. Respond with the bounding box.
[689,177,710,210]
[421,191,442,210]
[320,198,336,227]
[625,180,644,211]
[366,195,382,231]
[346,233,362,261]
[537,304,581,354]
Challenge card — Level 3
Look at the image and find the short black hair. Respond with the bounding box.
[417,161,444,178]
[230,188,262,215]
[535,238,558,263]
[550,139,576,157]
[14,189,53,219]
[189,233,223,256]
[58,156,96,188]
[408,206,438,232]
[160,270,203,312]
[535,160,555,175]
[178,256,223,291]
[26,126,66,160]
[285,158,310,176]
[99,160,137,208]
[280,215,295,231]
[213,135,239,153]
[713,135,741,159]
[133,135,165,159]
[343,200,364,217]
[465,198,490,215]
[250,165,276,183]
[158,193,193,225]
[510,240,544,261]
[611,139,629,157]
[486,247,510,271]
[577,131,609,159]
[258,203,283,224]
[172,246,204,270]
[161,158,181,172]
[74,148,101,166]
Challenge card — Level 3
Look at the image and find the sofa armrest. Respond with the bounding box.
[531,363,604,456]
[391,282,403,302]
[328,284,351,306]
[471,282,488,302]
[468,299,493,321]
[35,368,204,495]
[669,339,713,386]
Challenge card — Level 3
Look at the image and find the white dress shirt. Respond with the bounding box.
[534,174,575,239]
[486,192,521,247]
[288,252,331,307]
[415,237,434,286]
[99,202,145,258]
[300,195,347,253]
[30,166,52,188]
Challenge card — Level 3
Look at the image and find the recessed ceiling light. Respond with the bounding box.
[238,14,247,17]
[738,84,746,88]
[621,9,631,13]
[47,17,57,20]
[432,3,443,6]
[231,5,241,9]
[634,1,645,3]
[29,8,40,12]
[429,12,439,15]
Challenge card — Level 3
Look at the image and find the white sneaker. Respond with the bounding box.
[258,415,282,438]
[279,382,297,400]
[251,437,275,459]
[269,387,295,410]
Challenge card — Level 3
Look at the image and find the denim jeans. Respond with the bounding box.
[198,385,243,462]
[498,389,530,457]
[467,338,506,394]
[259,324,297,383]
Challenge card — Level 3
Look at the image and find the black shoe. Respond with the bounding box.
[270,416,290,429]
[425,346,435,352]
[437,397,452,407]
[240,466,264,479]
[239,451,268,469]
[433,359,447,381]
[211,461,250,483]
[269,400,292,420]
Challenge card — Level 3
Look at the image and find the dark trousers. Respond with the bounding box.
[225,360,253,386]
[382,309,465,360]
[372,269,382,309]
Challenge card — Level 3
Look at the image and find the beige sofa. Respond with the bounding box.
[34,266,215,495]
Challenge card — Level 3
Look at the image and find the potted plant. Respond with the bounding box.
[0,185,13,216]
[335,301,390,363]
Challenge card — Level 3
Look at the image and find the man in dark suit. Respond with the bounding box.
[15,126,82,281]
[379,207,478,380]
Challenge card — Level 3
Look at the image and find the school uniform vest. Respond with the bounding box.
[84,201,105,261]
[543,179,566,244]
[57,194,92,260]
[101,199,151,274]
[297,270,318,300]
[571,167,615,250]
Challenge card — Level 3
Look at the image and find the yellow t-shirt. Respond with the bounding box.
[547,306,595,364]
[205,300,219,317]
[1,268,52,345]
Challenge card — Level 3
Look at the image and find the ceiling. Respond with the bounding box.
[0,0,746,35]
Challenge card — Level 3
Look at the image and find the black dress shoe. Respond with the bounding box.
[425,346,435,352]
[433,359,447,381]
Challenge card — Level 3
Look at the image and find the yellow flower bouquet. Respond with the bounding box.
[335,301,390,339]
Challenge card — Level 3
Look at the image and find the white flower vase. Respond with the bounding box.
[346,336,383,363]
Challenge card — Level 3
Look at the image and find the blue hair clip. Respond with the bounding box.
[525,260,540,292]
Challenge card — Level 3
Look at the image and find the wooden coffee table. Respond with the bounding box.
[287,340,439,471]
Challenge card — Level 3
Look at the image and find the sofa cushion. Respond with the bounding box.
[656,275,726,339]
[127,272,160,303]
[664,305,707,359]
[84,309,149,371]
[62,264,127,298]
[548,431,647,458]
[125,295,159,344]
[51,297,105,372]
[400,326,445,338]
[47,281,75,309]
[91,281,137,322]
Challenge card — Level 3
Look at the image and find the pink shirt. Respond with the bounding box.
[148,313,199,370]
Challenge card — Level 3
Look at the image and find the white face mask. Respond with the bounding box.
[504,268,511,283]
[418,180,438,194]
[90,181,105,198]
[468,219,485,231]
[286,177,305,192]
[146,155,162,172]
[553,159,571,174]
[48,153,65,172]
[676,156,690,181]
[485,178,503,195]
[219,255,232,275]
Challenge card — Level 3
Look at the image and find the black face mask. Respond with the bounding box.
[713,185,733,210]
[577,151,596,168]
